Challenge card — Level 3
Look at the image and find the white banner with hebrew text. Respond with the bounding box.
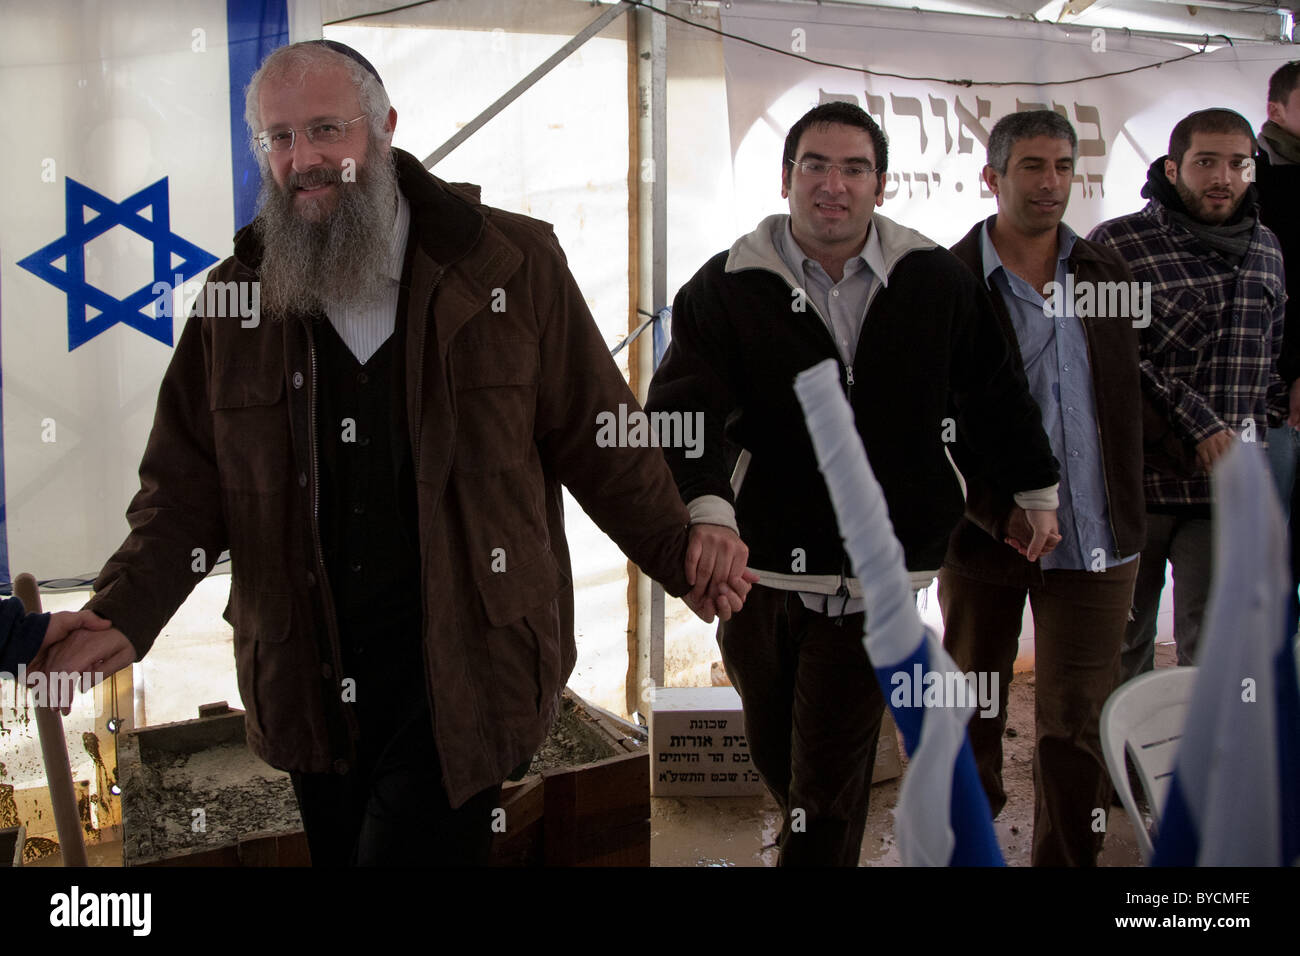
[721,1,1299,246]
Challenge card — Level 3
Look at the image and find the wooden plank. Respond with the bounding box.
[237,830,310,867]
[122,709,247,754]
[137,844,240,867]
[554,750,648,818]
[542,768,578,867]
[542,750,649,867]
[492,776,544,867]
[0,825,25,867]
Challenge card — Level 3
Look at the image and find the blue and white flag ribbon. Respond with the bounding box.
[794,357,1002,866]
[1153,442,1300,866]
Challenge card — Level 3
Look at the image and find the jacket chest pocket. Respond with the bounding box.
[210,367,292,494]
[449,339,539,475]
[1148,286,1210,360]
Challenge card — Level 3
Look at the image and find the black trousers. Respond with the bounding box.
[716,585,884,866]
[289,703,502,867]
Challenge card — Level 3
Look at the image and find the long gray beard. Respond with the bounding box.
[254,144,399,317]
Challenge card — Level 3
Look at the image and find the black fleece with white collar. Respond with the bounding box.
[648,213,1059,578]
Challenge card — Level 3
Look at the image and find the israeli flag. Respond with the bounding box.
[794,358,1003,866]
[0,0,294,587]
[1152,443,1300,866]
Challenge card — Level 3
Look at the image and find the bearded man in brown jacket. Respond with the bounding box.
[35,40,753,866]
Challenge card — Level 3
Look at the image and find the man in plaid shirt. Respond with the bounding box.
[1090,108,1287,682]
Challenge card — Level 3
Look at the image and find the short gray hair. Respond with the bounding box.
[243,42,392,167]
[986,110,1077,174]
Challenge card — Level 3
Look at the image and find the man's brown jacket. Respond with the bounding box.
[86,149,691,806]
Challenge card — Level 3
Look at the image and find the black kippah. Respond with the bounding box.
[302,39,384,87]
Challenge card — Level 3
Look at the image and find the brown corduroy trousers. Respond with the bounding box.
[938,560,1139,866]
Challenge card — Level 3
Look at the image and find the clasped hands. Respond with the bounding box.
[680,524,760,624]
[1002,506,1062,562]
[24,611,135,716]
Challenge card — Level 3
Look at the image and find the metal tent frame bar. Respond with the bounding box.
[414,1,672,708]
[421,1,637,169]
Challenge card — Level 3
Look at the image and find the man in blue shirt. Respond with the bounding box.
[942,110,1146,866]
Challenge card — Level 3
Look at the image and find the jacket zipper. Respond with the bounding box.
[774,275,857,398]
[836,361,856,615]
[775,275,860,612]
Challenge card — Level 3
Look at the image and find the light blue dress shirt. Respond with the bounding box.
[979,219,1134,571]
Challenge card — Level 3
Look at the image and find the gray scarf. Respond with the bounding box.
[1260,120,1300,166]
[1165,208,1257,265]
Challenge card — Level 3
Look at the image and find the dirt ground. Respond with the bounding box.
[985,672,1144,867]
[652,666,1149,866]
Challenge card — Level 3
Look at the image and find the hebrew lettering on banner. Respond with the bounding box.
[817,87,1106,202]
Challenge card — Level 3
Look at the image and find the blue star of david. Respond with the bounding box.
[17,178,219,350]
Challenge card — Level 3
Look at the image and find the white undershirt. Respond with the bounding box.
[324,189,410,364]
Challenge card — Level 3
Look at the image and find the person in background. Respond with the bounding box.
[647,101,1059,866]
[1090,108,1287,678]
[941,110,1145,866]
[1255,60,1300,637]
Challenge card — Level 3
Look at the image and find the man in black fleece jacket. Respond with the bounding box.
[647,102,1060,866]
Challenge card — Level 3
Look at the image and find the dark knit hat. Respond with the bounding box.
[303,39,384,87]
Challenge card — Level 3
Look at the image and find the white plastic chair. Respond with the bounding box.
[1100,666,1198,864]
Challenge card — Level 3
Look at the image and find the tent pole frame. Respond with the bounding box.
[407,0,667,718]
[630,0,668,721]
[422,1,636,169]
